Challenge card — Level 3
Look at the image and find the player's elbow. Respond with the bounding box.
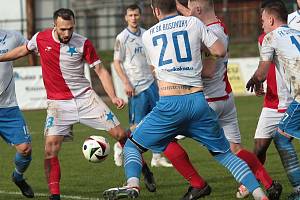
[213,47,226,57]
[202,73,214,79]
[209,42,226,58]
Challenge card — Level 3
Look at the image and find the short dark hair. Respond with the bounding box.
[261,0,285,9]
[53,8,75,22]
[262,1,287,23]
[125,4,142,15]
[151,0,177,14]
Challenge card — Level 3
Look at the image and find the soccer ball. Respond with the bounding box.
[82,136,110,163]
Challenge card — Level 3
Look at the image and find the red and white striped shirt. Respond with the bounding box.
[258,33,293,112]
[203,20,232,102]
[27,29,100,100]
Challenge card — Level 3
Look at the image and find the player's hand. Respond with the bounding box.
[176,0,191,16]
[125,83,135,97]
[112,97,125,109]
[246,77,264,94]
[255,87,265,97]
[246,77,256,93]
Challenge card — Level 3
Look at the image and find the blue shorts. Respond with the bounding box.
[131,92,230,153]
[129,82,159,125]
[278,100,300,139]
[0,106,31,145]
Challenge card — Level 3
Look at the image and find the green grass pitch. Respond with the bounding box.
[0,96,298,200]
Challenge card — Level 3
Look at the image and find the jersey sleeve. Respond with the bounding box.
[26,32,39,53]
[113,35,125,61]
[197,19,218,48]
[260,33,275,61]
[83,39,101,68]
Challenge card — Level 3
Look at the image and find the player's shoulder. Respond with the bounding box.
[116,28,130,41]
[36,28,54,39]
[288,10,299,21]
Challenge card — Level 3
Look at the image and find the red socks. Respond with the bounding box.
[164,141,206,188]
[236,149,273,189]
[44,157,61,195]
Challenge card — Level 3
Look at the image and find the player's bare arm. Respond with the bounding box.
[94,63,125,109]
[0,45,30,62]
[246,61,271,93]
[207,39,226,58]
[201,45,218,78]
[176,0,191,16]
[113,59,135,97]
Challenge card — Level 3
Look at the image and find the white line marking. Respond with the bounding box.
[0,190,102,200]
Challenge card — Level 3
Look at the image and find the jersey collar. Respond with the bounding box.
[126,27,141,36]
[160,14,178,22]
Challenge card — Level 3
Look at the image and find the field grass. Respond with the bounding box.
[0,96,298,200]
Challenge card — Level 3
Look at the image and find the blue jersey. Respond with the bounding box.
[142,15,218,87]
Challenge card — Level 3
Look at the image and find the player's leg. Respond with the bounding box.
[44,135,64,200]
[103,95,189,199]
[0,106,34,198]
[213,94,281,199]
[253,108,281,164]
[254,138,272,164]
[78,90,156,192]
[163,140,210,199]
[126,85,172,168]
[273,101,300,199]
[191,93,267,200]
[43,99,78,200]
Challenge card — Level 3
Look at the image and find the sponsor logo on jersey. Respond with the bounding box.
[45,46,52,52]
[67,46,78,56]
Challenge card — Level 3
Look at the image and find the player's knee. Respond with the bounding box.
[230,143,242,154]
[16,143,32,156]
[109,126,127,141]
[125,137,147,153]
[273,130,292,149]
[44,140,62,157]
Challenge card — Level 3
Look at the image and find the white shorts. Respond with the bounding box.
[44,90,120,141]
[208,93,241,144]
[254,107,285,139]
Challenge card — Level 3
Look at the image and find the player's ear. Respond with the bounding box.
[196,6,201,15]
[270,17,274,26]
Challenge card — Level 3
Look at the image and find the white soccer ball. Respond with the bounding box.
[82,136,110,163]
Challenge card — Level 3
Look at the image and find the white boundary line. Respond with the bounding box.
[0,190,102,200]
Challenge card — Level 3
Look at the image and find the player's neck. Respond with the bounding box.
[127,26,139,34]
[201,12,218,25]
[158,11,178,21]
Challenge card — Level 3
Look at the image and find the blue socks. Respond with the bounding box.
[214,150,260,192]
[124,140,143,180]
[13,152,32,181]
[273,131,300,188]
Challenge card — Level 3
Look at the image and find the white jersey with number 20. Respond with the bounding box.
[142,15,218,88]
